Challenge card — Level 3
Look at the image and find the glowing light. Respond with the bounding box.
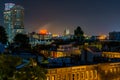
[52,34,59,37]
[98,35,107,40]
[39,29,47,35]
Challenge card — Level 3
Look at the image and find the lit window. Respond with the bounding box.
[85,71,89,79]
[63,75,66,80]
[72,74,75,80]
[114,68,116,73]
[52,75,55,80]
[80,72,84,79]
[93,70,97,79]
[110,68,113,73]
[68,73,70,80]
[77,73,80,80]
[57,75,61,80]
[47,76,50,80]
[89,71,93,79]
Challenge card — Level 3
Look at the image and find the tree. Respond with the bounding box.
[74,26,84,44]
[0,26,8,44]
[13,33,31,50]
[0,54,22,80]
[14,33,29,45]
[74,26,84,36]
[0,55,47,80]
[15,59,47,80]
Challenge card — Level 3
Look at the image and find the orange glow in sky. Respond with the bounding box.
[39,29,48,35]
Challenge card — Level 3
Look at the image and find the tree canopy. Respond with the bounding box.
[0,54,22,80]
[0,26,8,44]
[74,26,84,37]
[0,55,47,80]
[13,33,31,50]
[74,26,85,44]
[14,33,29,45]
[15,59,47,80]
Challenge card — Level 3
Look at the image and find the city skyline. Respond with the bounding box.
[1,0,120,35]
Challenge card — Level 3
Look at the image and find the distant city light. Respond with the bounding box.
[52,34,59,37]
[98,35,107,40]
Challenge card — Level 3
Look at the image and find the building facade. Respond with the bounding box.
[4,3,24,42]
[102,52,120,59]
[29,32,52,46]
[47,62,120,80]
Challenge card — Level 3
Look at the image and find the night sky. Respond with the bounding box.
[1,0,120,35]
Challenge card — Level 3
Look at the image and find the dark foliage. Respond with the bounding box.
[0,26,8,44]
[74,26,85,44]
[13,33,31,50]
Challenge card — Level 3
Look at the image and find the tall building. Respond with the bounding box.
[4,3,24,42]
[64,28,70,36]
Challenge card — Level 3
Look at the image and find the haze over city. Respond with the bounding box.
[1,0,120,35]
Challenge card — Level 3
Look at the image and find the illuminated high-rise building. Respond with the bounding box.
[4,3,24,42]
